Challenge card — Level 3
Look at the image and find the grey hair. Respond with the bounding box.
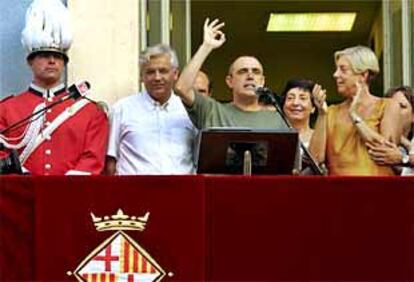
[139,44,179,69]
[334,45,379,82]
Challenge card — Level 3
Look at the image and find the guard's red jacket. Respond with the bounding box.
[0,84,109,175]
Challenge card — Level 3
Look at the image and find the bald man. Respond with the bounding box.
[174,18,287,130]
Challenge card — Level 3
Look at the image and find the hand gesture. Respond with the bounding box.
[312,84,328,114]
[366,140,401,165]
[203,18,226,50]
[350,81,367,112]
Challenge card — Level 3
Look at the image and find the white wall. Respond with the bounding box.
[67,0,140,105]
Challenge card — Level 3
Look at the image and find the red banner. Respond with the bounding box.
[1,175,414,281]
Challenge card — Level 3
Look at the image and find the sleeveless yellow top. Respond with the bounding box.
[326,99,395,176]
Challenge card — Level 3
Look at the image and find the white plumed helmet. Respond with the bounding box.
[21,0,72,63]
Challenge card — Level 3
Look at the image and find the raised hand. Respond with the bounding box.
[312,84,328,114]
[350,80,367,112]
[203,18,226,50]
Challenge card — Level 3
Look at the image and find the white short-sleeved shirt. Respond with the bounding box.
[107,91,197,175]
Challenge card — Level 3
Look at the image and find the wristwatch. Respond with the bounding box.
[401,151,410,166]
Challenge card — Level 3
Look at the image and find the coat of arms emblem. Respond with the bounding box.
[68,209,167,282]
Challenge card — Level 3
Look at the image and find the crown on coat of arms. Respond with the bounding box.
[69,208,169,282]
[91,209,150,232]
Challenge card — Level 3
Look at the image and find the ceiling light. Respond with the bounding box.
[266,12,357,32]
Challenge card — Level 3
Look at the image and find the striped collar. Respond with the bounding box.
[28,83,66,98]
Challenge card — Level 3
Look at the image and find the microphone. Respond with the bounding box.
[255,86,280,106]
[0,80,91,136]
[255,86,271,94]
[67,80,91,100]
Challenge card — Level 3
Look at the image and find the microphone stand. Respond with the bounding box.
[0,92,80,174]
[0,93,75,136]
[259,90,324,175]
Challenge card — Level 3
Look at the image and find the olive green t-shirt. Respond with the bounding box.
[186,93,288,130]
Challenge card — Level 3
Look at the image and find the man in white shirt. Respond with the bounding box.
[105,44,197,175]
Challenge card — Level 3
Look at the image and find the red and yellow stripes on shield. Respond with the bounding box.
[79,235,159,282]
[121,237,157,274]
[81,273,116,282]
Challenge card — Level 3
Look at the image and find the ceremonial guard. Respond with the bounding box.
[0,0,108,175]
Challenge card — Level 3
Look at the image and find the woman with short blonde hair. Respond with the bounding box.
[309,45,400,175]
